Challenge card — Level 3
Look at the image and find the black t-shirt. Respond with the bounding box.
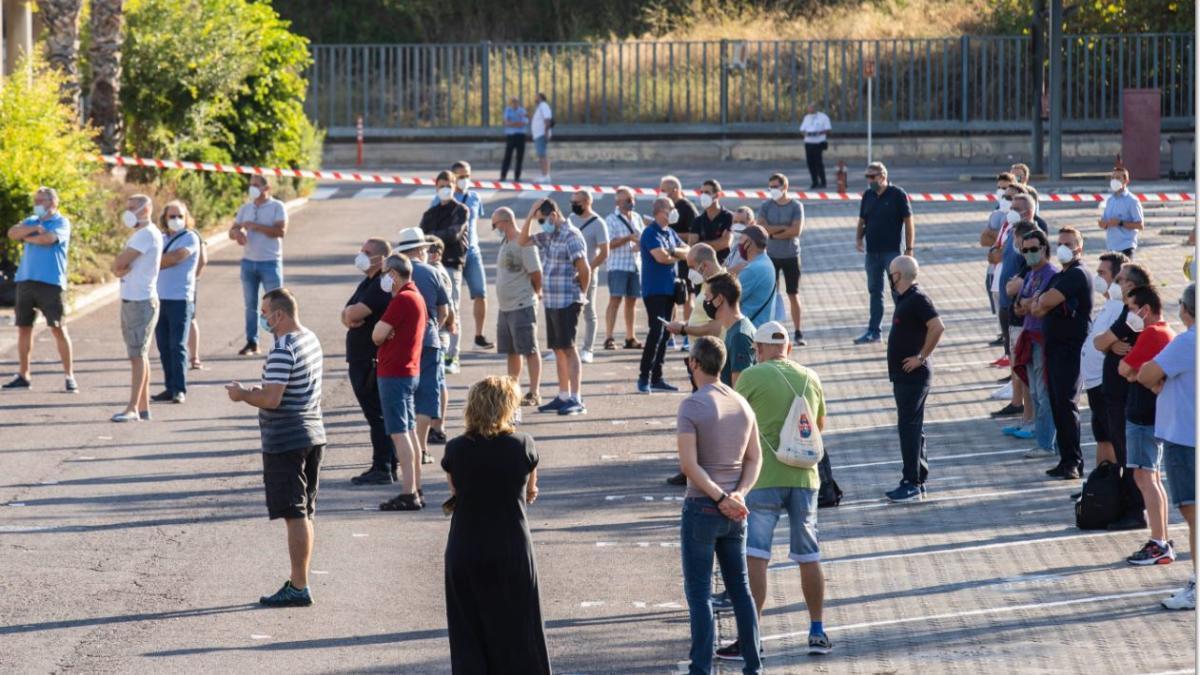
[691,208,734,263]
[1043,262,1093,346]
[672,198,699,241]
[345,272,393,362]
[887,284,939,382]
[1101,306,1136,399]
[1127,380,1159,425]
[859,185,912,253]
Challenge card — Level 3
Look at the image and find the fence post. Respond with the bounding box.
[960,35,970,125]
[719,39,729,132]
[481,42,491,128]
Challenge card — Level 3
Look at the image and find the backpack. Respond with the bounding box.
[760,363,824,469]
[817,453,843,508]
[1075,461,1123,530]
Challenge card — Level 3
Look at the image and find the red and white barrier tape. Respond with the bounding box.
[98,154,1197,203]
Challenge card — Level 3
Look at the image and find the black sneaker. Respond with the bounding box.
[989,334,1006,347]
[3,375,31,390]
[259,580,313,607]
[807,632,833,655]
[793,330,807,346]
[990,403,1024,418]
[649,380,679,393]
[380,493,423,511]
[474,335,495,349]
[351,468,394,485]
[715,640,763,661]
[666,472,687,486]
[1046,464,1082,480]
[238,342,260,356]
[151,390,174,402]
[427,428,447,445]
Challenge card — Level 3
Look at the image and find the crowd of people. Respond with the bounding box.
[3,154,1195,671]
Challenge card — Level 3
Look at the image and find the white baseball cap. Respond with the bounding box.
[395,227,431,253]
[753,321,790,345]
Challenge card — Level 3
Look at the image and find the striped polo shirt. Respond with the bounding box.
[258,327,326,454]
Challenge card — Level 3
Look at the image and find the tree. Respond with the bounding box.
[87,0,124,154]
[37,0,84,114]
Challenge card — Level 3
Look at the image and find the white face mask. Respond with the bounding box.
[494,227,507,239]
[167,216,186,232]
[1056,244,1076,264]
[995,189,1006,200]
[122,210,139,228]
[1092,274,1109,297]
[380,273,395,293]
[667,209,680,225]
[699,193,714,209]
[768,188,783,201]
[688,268,705,286]
[997,198,1012,211]
[456,178,469,192]
[1107,283,1124,301]
[354,252,372,272]
[1005,210,1021,225]
[437,186,454,202]
[1109,179,1123,193]
[248,185,262,201]
[1125,310,1145,332]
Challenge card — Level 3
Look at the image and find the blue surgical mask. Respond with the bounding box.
[540,219,555,235]
[33,205,46,218]
[258,312,274,335]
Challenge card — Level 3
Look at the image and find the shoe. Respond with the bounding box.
[990,356,1011,368]
[3,375,31,390]
[151,390,174,402]
[1070,491,1082,502]
[885,481,924,503]
[852,331,880,344]
[1128,539,1176,566]
[1023,446,1056,459]
[1162,578,1196,610]
[989,334,1006,347]
[636,379,652,394]
[520,391,542,407]
[445,358,461,375]
[237,342,260,356]
[990,382,1013,400]
[793,330,807,346]
[649,380,679,393]
[259,580,313,607]
[427,428,447,445]
[808,632,833,655]
[172,392,186,404]
[1045,464,1082,480]
[1107,513,1148,531]
[543,351,555,362]
[111,411,139,423]
[351,468,394,485]
[666,472,687,486]
[64,376,78,393]
[714,640,763,661]
[558,398,586,415]
[474,335,495,349]
[538,396,569,413]
[390,467,399,483]
[1011,428,1035,440]
[678,337,690,353]
[991,403,1024,418]
[624,338,643,349]
[421,451,435,465]
[139,410,152,421]
[379,493,423,511]
[603,337,617,350]
[711,590,732,611]
[580,350,595,364]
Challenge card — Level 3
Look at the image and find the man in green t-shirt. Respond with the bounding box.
[719,321,831,660]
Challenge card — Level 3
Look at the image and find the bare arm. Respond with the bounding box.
[372,319,394,346]
[248,219,288,239]
[590,241,609,269]
[228,381,286,410]
[160,248,192,269]
[1137,360,1166,394]
[903,215,915,253]
[526,467,538,504]
[1031,288,1065,318]
[342,302,372,328]
[112,247,141,278]
[436,303,449,328]
[712,228,732,252]
[529,270,543,296]
[855,217,866,251]
[980,227,998,247]
[734,420,763,495]
[574,257,591,295]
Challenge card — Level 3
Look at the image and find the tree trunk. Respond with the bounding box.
[87,0,125,154]
[37,0,84,115]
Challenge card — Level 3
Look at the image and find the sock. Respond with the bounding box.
[558,392,570,401]
[1153,539,1168,548]
[809,621,824,635]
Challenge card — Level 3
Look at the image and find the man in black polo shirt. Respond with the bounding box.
[690,179,733,265]
[1031,226,1093,479]
[341,238,397,485]
[661,175,700,344]
[855,162,915,344]
[885,255,944,503]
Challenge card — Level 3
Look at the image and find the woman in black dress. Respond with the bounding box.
[442,376,550,674]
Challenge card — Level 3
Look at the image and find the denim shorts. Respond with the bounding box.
[534,135,548,158]
[1126,422,1163,471]
[1163,441,1195,507]
[414,347,444,419]
[463,247,487,299]
[607,269,641,298]
[378,375,417,435]
[745,486,820,563]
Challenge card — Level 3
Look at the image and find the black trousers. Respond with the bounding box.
[640,294,675,382]
[804,142,827,187]
[1045,342,1084,471]
[348,358,396,471]
[892,379,930,485]
[500,133,526,181]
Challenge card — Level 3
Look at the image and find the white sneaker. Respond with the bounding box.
[1163,578,1196,610]
[1023,446,1057,459]
[580,350,594,364]
[543,351,555,362]
[990,382,1013,400]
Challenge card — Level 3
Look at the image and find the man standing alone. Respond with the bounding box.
[800,103,832,189]
[855,162,914,344]
[500,97,528,182]
[230,176,288,356]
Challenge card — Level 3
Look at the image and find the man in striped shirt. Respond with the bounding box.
[226,288,326,608]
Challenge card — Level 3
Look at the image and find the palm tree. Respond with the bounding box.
[37,0,84,115]
[87,0,124,154]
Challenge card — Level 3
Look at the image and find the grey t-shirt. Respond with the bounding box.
[676,382,757,499]
[496,237,542,312]
[411,261,450,347]
[757,198,804,259]
[236,197,288,262]
[575,214,609,266]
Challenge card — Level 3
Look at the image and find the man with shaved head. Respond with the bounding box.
[570,190,609,363]
[343,237,396,485]
[493,207,544,406]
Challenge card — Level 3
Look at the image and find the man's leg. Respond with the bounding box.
[500,136,515,180]
[1046,347,1084,471]
[525,353,542,394]
[16,326,33,380]
[799,562,825,622]
[240,259,261,346]
[638,297,664,382]
[447,267,463,360]
[623,297,637,341]
[787,293,802,334]
[464,248,488,342]
[714,521,761,669]
[1135,468,1169,542]
[555,347,572,396]
[679,503,719,672]
[154,302,174,393]
[580,280,598,354]
[805,143,820,187]
[816,145,827,187]
[562,347,582,398]
[136,355,151,412]
[348,360,393,472]
[514,134,525,180]
[893,380,930,485]
[864,253,884,334]
[1028,343,1056,451]
[48,326,74,378]
[604,295,621,342]
[506,353,522,380]
[747,557,769,616]
[391,428,417,494]
[285,517,314,590]
[189,317,201,366]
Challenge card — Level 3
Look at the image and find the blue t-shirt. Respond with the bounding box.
[156,229,200,301]
[14,213,71,289]
[859,185,912,253]
[996,233,1027,311]
[1102,190,1144,252]
[639,223,682,297]
[1153,326,1195,447]
[411,261,450,348]
[431,190,484,249]
[504,106,529,135]
[739,254,778,327]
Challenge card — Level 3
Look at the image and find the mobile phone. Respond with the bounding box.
[657,316,671,324]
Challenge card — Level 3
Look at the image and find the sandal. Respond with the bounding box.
[603,337,617,350]
[624,338,643,349]
[379,494,423,511]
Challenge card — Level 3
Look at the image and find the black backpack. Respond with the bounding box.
[817,453,843,508]
[1075,461,1123,530]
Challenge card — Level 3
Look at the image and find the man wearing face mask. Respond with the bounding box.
[519,198,590,416]
[981,172,1016,353]
[111,194,163,423]
[735,225,779,329]
[427,165,483,373]
[604,187,644,351]
[1099,167,1144,258]
[690,180,734,264]
[724,207,757,275]
[1078,253,1131,476]
[668,244,724,343]
[571,190,609,364]
[660,175,700,346]
[231,175,288,356]
[1031,227,1093,479]
[637,197,691,394]
[5,187,77,392]
[493,207,544,406]
[757,173,807,346]
[855,162,914,344]
[342,238,398,485]
[152,201,201,405]
[1008,230,1059,461]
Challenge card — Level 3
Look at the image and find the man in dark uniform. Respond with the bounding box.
[855,162,915,344]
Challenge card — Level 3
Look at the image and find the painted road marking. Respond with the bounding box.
[354,187,393,200]
[351,533,369,538]
[310,186,338,201]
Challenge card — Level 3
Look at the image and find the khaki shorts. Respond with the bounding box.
[121,299,159,358]
[497,305,540,355]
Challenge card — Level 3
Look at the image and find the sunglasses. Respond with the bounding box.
[1020,247,1043,254]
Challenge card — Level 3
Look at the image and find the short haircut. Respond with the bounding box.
[866,161,887,176]
[1113,166,1130,180]
[689,335,726,377]
[1181,283,1196,317]
[1058,225,1082,246]
[536,92,547,102]
[129,193,153,214]
[384,252,413,280]
[891,255,919,281]
[690,242,717,267]
[702,179,722,193]
[35,186,59,205]
[997,172,1016,183]
[426,237,444,256]
[734,205,755,222]
[249,174,269,188]
[1013,220,1037,239]
[1128,285,1163,314]
[1011,194,1035,212]
[1122,262,1152,288]
[615,186,635,201]
[538,198,561,216]
[451,160,471,174]
[652,196,673,215]
[1022,229,1050,251]
[660,175,681,191]
[1099,252,1129,278]
[768,173,788,188]
[491,206,515,224]
[1011,162,1031,178]
[706,272,741,306]
[573,189,593,205]
[435,170,454,185]
[364,237,391,257]
[263,287,297,318]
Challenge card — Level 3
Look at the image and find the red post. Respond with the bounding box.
[356,115,364,167]
[836,160,848,194]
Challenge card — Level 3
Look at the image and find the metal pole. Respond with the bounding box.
[867,75,873,165]
[719,39,729,134]
[1048,0,1063,179]
[1032,0,1045,174]
[480,42,491,128]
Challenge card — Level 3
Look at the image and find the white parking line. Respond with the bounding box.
[310,186,338,201]
[407,187,436,200]
[353,187,393,200]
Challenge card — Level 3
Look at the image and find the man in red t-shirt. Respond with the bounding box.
[1118,285,1177,565]
[372,254,428,511]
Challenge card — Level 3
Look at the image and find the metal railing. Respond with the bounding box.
[305,34,1195,138]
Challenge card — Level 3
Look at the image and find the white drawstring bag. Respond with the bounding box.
[760,363,824,469]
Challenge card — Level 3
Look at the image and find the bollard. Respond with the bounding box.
[356,115,364,167]
[836,161,848,194]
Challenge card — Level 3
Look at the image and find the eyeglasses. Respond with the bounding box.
[1020,247,1042,254]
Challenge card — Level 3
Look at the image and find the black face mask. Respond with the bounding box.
[570,203,585,216]
[887,272,899,294]
[684,358,698,393]
[702,298,718,320]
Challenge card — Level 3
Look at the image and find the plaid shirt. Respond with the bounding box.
[532,224,587,309]
[605,209,643,272]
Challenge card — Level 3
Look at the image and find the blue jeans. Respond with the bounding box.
[240,258,284,345]
[680,498,761,675]
[864,250,900,334]
[154,299,194,395]
[1028,341,1057,452]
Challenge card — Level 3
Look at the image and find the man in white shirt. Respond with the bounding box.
[799,104,832,189]
[230,175,288,356]
[111,194,164,422]
[530,93,554,182]
[604,187,644,350]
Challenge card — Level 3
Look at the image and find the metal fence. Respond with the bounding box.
[305,34,1195,138]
